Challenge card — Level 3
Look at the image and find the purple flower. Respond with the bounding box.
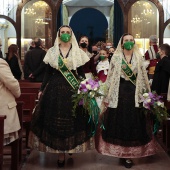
[86,78,99,90]
[79,84,88,92]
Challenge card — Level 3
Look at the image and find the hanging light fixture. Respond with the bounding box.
[24,8,36,15]
[33,1,48,9]
[35,18,48,25]
[131,15,142,24]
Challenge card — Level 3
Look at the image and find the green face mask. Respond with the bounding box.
[123,41,134,50]
[60,33,71,42]
[100,55,105,60]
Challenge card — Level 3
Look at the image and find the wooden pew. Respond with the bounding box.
[19,82,41,96]
[16,93,37,148]
[0,116,6,170]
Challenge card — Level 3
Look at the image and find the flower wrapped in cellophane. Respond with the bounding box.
[72,77,104,135]
[140,91,169,134]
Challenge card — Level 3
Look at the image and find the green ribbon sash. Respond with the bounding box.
[58,55,79,90]
[88,98,100,135]
[58,55,99,136]
[121,58,136,85]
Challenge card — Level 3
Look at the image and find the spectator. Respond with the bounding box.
[151,43,170,96]
[108,46,115,62]
[0,58,21,145]
[5,44,23,80]
[144,35,159,79]
[29,39,35,51]
[24,38,46,82]
[79,36,97,78]
[105,41,113,50]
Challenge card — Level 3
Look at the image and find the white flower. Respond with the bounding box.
[81,80,86,84]
[146,98,151,103]
[77,89,80,94]
[157,101,162,106]
[86,84,91,90]
[89,91,95,98]
[143,93,149,98]
[160,102,164,108]
[93,87,98,91]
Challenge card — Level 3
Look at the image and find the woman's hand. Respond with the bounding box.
[103,101,109,108]
[103,98,109,108]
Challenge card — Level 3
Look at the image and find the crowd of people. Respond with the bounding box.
[0,25,170,169]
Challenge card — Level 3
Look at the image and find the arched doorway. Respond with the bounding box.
[0,18,16,58]
[69,8,108,45]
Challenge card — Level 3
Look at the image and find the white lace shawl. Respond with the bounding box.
[104,41,150,108]
[43,27,89,70]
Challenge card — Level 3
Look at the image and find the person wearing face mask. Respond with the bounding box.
[29,25,95,167]
[79,36,97,78]
[95,33,157,169]
[108,46,115,62]
[95,49,110,108]
[96,49,109,83]
[144,35,160,79]
[151,44,170,99]
[105,42,113,50]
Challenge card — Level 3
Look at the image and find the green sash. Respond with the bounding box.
[58,55,79,90]
[121,58,136,85]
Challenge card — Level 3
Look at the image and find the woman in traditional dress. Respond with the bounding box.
[95,33,157,168]
[29,25,95,167]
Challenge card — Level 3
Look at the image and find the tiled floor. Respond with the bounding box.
[21,147,170,170]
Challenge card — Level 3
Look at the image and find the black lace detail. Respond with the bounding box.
[31,70,94,150]
[102,78,152,147]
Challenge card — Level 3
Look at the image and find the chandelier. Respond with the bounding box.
[141,2,154,16]
[141,9,154,16]
[131,15,142,24]
[24,8,36,15]
[35,19,48,25]
[33,1,48,9]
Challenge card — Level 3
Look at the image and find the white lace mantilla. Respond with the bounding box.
[105,51,150,108]
[44,47,89,70]
[43,27,89,70]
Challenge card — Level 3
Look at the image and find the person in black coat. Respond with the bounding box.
[24,38,46,82]
[151,43,170,94]
[5,44,22,80]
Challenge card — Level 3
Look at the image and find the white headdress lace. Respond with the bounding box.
[43,25,89,70]
[104,34,150,108]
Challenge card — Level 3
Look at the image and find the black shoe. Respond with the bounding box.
[57,159,65,167]
[124,159,133,168]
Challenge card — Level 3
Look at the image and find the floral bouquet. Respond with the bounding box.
[140,91,169,134]
[72,77,104,134]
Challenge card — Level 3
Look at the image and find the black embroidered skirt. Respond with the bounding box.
[102,78,152,147]
[30,70,94,151]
